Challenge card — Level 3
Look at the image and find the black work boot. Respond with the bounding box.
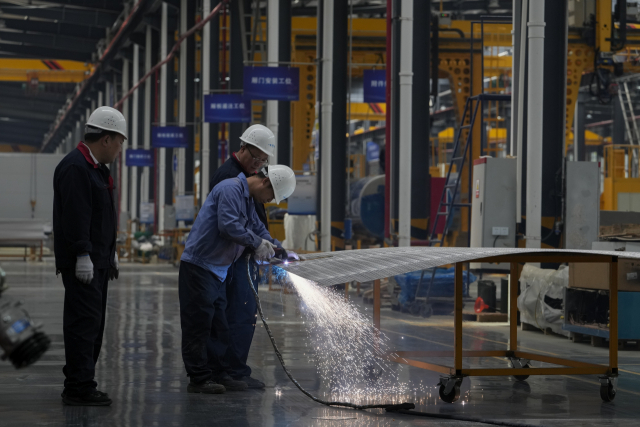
[61,389,112,406]
[234,376,265,389]
[214,374,248,391]
[187,380,226,394]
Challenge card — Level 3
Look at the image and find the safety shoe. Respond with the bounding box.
[61,389,112,406]
[234,376,265,389]
[214,374,248,391]
[187,380,226,394]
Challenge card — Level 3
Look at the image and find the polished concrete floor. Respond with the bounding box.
[2,260,640,426]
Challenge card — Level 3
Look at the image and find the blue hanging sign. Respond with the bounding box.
[366,141,380,162]
[203,94,251,123]
[243,66,299,100]
[152,126,189,148]
[125,149,154,167]
[363,69,387,103]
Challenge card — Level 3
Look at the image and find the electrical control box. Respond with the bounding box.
[470,157,516,271]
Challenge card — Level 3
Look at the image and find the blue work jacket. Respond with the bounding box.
[181,173,281,280]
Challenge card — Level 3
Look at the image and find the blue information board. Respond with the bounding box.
[203,94,251,123]
[243,66,299,100]
[125,149,154,167]
[363,69,387,103]
[152,126,189,148]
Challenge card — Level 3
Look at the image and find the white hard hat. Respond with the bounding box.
[267,164,296,204]
[85,106,127,140]
[240,124,275,157]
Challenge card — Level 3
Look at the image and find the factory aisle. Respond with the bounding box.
[2,261,640,426]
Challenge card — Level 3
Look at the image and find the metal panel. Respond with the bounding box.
[0,153,64,223]
[281,247,640,286]
[565,161,600,249]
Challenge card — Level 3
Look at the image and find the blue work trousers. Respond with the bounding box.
[225,255,260,378]
[179,261,231,384]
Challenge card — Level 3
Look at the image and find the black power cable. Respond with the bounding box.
[246,254,551,427]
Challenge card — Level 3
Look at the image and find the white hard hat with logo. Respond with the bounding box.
[240,124,275,157]
[266,164,296,204]
[85,106,128,140]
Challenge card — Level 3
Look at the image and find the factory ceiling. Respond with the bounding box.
[0,0,512,152]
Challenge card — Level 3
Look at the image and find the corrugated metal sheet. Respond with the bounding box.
[279,247,640,286]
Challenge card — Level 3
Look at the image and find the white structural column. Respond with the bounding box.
[121,58,129,216]
[398,0,413,247]
[143,25,152,204]
[159,2,168,234]
[516,0,528,222]
[177,0,187,197]
[525,0,545,248]
[267,0,279,164]
[98,91,103,107]
[131,44,140,232]
[201,0,211,205]
[320,0,333,252]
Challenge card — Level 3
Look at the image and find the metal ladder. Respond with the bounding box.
[413,94,510,315]
[616,79,640,176]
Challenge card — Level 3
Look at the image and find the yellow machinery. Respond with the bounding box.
[602,145,640,211]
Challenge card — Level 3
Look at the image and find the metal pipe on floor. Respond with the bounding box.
[525,0,545,248]
[398,0,413,247]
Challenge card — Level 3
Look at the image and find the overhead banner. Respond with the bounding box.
[152,126,189,148]
[243,66,299,100]
[363,69,387,103]
[125,149,154,167]
[203,94,251,123]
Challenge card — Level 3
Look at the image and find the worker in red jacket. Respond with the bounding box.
[53,106,125,406]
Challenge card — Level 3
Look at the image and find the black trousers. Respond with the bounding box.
[225,256,259,378]
[179,261,231,384]
[61,268,109,394]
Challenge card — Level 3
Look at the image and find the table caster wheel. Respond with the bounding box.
[420,303,433,318]
[438,377,462,403]
[510,358,531,381]
[599,376,617,402]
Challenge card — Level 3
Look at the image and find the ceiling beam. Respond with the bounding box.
[0,106,56,122]
[0,30,98,53]
[0,43,92,62]
[2,18,106,41]
[0,5,119,28]
[30,0,123,12]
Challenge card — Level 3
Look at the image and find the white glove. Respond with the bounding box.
[255,239,276,261]
[76,255,94,284]
[114,252,119,270]
[286,250,300,261]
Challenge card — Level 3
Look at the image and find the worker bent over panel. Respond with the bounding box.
[179,160,296,394]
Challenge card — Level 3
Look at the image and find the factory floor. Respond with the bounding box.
[2,261,640,427]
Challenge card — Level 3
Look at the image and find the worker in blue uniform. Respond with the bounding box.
[53,106,125,406]
[179,161,297,394]
[208,125,297,389]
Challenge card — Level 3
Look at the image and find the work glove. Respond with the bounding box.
[274,248,300,261]
[255,239,276,262]
[109,253,119,281]
[76,255,94,284]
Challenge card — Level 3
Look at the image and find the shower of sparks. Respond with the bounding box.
[283,271,415,404]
